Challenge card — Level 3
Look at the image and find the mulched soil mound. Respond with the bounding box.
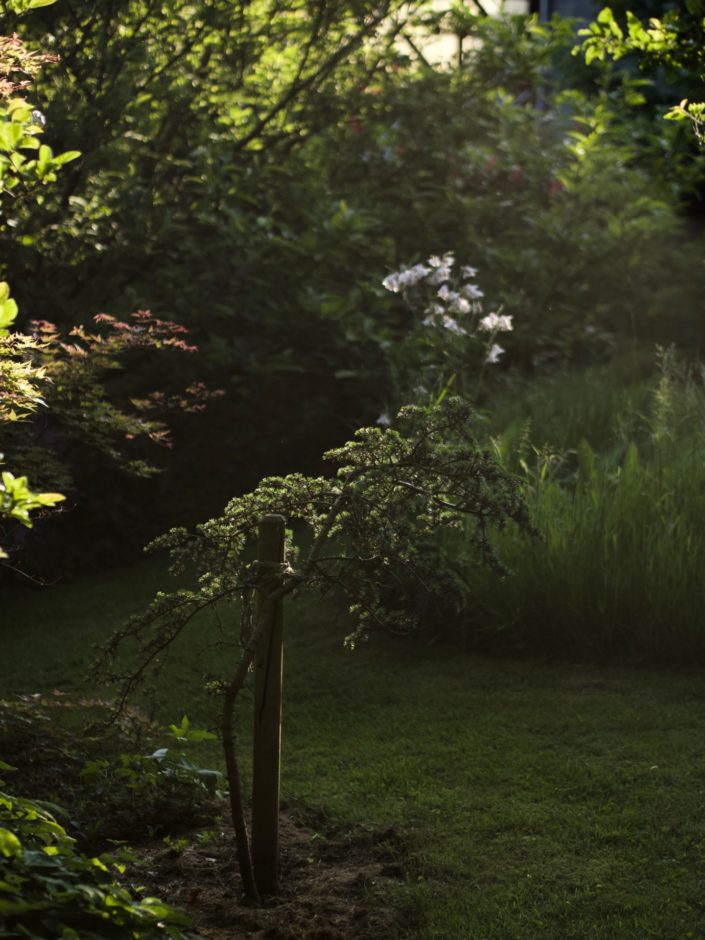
[1,695,411,939]
[129,814,408,939]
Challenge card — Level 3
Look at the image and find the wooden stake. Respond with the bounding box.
[252,513,285,896]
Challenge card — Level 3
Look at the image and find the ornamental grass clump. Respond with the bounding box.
[461,350,705,662]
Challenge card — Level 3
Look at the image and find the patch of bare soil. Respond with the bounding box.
[128,811,409,940]
[0,696,411,938]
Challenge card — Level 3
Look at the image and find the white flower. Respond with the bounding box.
[376,412,391,427]
[407,262,431,282]
[422,307,467,334]
[427,267,450,286]
[461,283,484,301]
[486,343,505,363]
[437,284,460,302]
[442,315,467,335]
[461,265,478,279]
[427,252,454,285]
[478,312,513,333]
[428,251,455,268]
[31,109,46,127]
[448,296,471,315]
[382,263,431,293]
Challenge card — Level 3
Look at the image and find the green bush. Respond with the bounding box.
[0,784,196,939]
[325,17,701,354]
[78,716,223,843]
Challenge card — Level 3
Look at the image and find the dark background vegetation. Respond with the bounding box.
[3,0,705,584]
[1,0,705,661]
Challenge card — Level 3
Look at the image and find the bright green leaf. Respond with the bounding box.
[0,123,23,152]
[52,150,81,166]
[0,298,19,329]
[0,828,21,858]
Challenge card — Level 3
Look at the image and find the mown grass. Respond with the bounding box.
[4,560,705,938]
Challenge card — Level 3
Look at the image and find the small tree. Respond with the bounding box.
[0,1,80,555]
[0,2,220,565]
[102,396,534,900]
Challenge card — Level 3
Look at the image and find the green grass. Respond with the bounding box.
[4,561,705,938]
[461,433,705,662]
[439,351,705,663]
[487,351,654,455]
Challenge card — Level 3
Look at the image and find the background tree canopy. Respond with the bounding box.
[2,0,705,576]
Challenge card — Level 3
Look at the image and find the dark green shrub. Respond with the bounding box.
[0,783,196,939]
[0,697,222,848]
[78,716,223,843]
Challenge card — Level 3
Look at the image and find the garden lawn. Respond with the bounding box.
[3,560,705,939]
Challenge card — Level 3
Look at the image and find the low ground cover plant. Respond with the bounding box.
[0,696,222,849]
[0,778,196,939]
[78,715,224,845]
[0,695,222,938]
